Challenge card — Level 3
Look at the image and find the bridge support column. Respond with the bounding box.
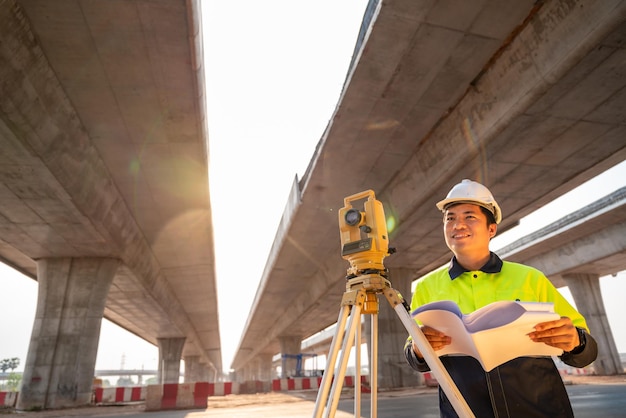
[248,358,260,381]
[256,353,273,381]
[183,355,202,383]
[239,363,251,381]
[241,364,252,381]
[205,349,221,381]
[17,257,119,411]
[370,268,421,389]
[199,364,212,382]
[157,337,185,384]
[563,273,622,375]
[278,336,301,378]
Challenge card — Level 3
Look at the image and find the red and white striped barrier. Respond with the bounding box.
[423,372,439,387]
[559,366,590,376]
[145,381,240,411]
[0,391,18,408]
[346,375,368,387]
[206,381,238,396]
[272,377,322,391]
[272,376,368,392]
[94,386,145,404]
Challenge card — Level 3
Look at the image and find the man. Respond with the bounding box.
[404,179,598,418]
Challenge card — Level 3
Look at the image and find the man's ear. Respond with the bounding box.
[489,223,497,238]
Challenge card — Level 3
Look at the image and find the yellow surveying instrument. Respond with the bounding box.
[312,190,474,418]
[338,189,391,278]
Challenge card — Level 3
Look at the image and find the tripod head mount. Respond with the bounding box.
[338,190,394,278]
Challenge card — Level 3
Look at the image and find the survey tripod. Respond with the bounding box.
[311,270,475,418]
[311,189,475,417]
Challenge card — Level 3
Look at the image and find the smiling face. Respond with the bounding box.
[443,203,497,262]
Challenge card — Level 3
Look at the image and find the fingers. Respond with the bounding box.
[423,326,452,349]
[528,317,579,352]
[412,326,451,358]
[532,316,572,331]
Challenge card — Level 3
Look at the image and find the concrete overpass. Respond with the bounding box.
[500,186,626,374]
[231,0,626,385]
[0,0,218,409]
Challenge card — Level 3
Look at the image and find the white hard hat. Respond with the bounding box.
[436,179,502,224]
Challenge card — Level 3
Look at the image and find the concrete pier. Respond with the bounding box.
[157,338,185,384]
[17,258,119,410]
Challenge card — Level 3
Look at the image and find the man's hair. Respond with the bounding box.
[480,206,497,226]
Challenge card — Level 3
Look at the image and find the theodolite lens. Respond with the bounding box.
[345,208,362,226]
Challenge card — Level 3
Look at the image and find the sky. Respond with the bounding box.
[0,0,625,378]
[0,0,371,374]
[203,0,373,372]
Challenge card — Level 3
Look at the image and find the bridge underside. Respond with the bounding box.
[232,0,626,380]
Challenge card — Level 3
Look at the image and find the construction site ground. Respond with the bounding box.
[2,374,625,417]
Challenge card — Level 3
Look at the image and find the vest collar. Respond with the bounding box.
[448,252,503,280]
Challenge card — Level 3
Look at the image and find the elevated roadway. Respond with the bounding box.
[501,187,626,286]
[0,0,219,406]
[501,187,626,374]
[232,0,626,378]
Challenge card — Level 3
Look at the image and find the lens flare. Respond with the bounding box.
[386,215,397,234]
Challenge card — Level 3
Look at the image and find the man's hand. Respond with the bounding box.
[528,317,580,352]
[412,325,451,359]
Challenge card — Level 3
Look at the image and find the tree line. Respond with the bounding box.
[0,358,19,373]
[0,358,21,392]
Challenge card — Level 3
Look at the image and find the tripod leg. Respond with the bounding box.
[384,289,476,418]
[325,301,362,418]
[313,304,351,418]
[370,311,378,418]
[354,310,361,418]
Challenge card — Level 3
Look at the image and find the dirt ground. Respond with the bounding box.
[206,391,318,408]
[206,374,626,408]
[2,374,624,417]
